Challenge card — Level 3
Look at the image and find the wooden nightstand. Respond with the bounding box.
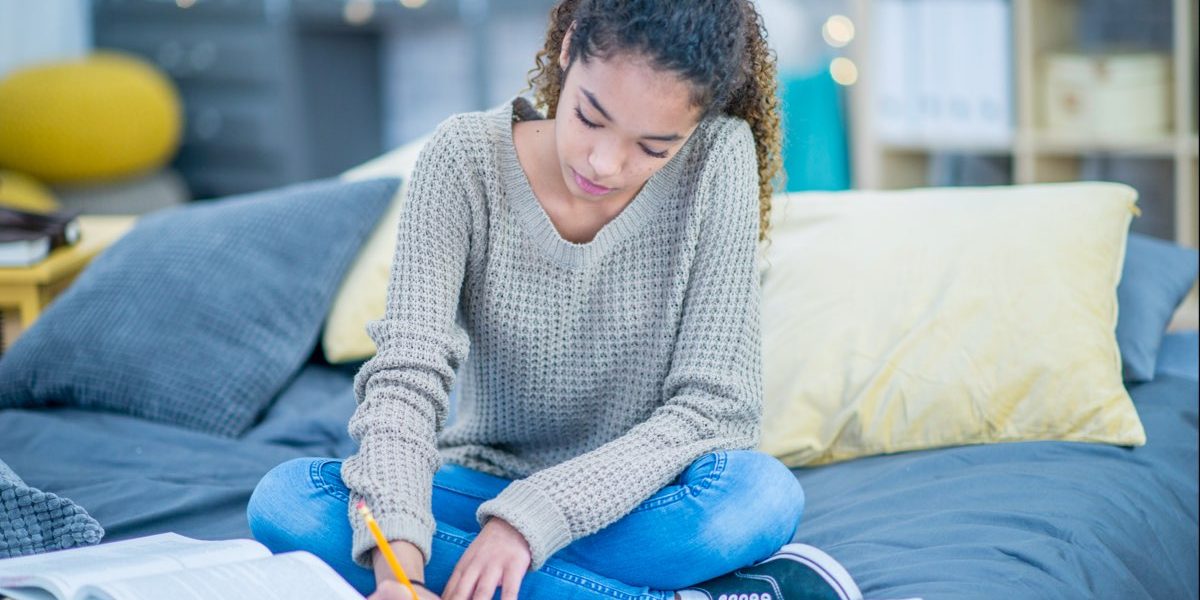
[0,215,138,352]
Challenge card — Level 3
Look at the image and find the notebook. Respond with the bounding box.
[0,533,364,600]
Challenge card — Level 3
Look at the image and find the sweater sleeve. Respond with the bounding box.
[341,116,474,569]
[475,120,764,571]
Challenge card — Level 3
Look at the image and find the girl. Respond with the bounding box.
[248,1,860,599]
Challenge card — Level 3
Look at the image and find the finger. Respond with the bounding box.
[447,564,479,600]
[500,568,524,600]
[472,567,503,600]
[443,560,465,600]
[381,580,413,600]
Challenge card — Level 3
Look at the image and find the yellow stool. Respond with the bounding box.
[0,215,137,351]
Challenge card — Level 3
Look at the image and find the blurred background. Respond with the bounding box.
[0,0,1195,246]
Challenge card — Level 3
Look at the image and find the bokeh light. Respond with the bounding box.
[822,15,855,48]
[344,0,375,25]
[830,57,858,86]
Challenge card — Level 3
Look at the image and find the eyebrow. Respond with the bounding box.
[581,87,684,143]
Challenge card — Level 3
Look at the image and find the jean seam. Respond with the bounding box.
[687,450,728,496]
[309,459,350,503]
[541,563,665,599]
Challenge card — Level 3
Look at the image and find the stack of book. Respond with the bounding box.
[0,206,83,268]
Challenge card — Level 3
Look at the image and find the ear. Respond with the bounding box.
[558,22,575,70]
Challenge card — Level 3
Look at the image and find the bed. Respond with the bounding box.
[0,173,1196,599]
[1,334,1195,598]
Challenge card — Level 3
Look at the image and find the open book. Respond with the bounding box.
[0,533,364,600]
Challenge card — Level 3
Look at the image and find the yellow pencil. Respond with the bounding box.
[356,500,420,599]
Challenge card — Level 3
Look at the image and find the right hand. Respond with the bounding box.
[368,540,437,600]
[368,580,441,600]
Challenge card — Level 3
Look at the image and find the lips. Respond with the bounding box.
[572,168,611,196]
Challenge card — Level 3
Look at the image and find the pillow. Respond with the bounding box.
[322,134,430,363]
[1156,331,1199,381]
[1116,233,1199,382]
[758,182,1146,467]
[0,177,397,437]
[1,458,103,558]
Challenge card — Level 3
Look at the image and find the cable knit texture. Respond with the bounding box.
[342,96,763,572]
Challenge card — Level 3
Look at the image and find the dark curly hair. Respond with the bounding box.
[526,0,783,241]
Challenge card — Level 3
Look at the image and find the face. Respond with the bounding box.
[555,39,703,206]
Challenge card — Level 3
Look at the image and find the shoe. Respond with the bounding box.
[679,543,863,600]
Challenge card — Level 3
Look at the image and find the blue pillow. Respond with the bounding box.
[0,177,398,436]
[1117,233,1199,382]
[1155,331,1199,382]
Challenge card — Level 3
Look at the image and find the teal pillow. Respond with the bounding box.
[1117,233,1199,382]
[0,177,398,436]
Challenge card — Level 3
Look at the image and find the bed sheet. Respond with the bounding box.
[0,334,1195,599]
[792,372,1198,599]
[0,363,359,543]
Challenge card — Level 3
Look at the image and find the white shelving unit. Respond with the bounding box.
[848,0,1199,249]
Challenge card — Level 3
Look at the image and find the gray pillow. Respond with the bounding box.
[0,457,104,558]
[0,177,398,436]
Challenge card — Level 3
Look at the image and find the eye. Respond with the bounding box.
[574,106,600,129]
[641,145,669,159]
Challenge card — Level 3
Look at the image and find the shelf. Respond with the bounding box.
[850,0,1197,247]
[880,140,1014,155]
[1030,132,1179,157]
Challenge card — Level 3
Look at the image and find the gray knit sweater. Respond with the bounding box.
[343,96,764,572]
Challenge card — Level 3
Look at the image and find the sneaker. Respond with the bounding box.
[678,543,863,600]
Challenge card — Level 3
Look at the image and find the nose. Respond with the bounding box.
[588,137,623,181]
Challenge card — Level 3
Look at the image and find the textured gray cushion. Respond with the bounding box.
[0,177,398,436]
[0,457,104,558]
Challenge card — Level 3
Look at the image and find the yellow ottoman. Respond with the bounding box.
[0,52,183,184]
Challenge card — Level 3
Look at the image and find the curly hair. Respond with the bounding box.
[525,0,783,242]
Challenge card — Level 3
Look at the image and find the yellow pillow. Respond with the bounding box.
[758,182,1146,466]
[0,52,182,183]
[0,170,59,213]
[321,134,431,363]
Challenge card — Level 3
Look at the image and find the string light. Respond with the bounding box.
[344,0,375,24]
[822,15,855,48]
[830,57,858,86]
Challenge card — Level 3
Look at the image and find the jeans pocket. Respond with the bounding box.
[311,459,350,502]
[628,451,727,514]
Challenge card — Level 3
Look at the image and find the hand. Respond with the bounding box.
[443,517,532,600]
[368,580,441,600]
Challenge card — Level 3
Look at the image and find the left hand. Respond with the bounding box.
[442,517,532,600]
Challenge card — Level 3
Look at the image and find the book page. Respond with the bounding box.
[0,534,267,600]
[75,551,364,600]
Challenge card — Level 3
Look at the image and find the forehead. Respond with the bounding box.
[566,53,702,135]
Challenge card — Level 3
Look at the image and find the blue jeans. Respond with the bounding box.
[247,450,803,599]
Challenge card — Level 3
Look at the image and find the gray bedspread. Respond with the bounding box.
[1,334,1196,598]
[0,363,361,543]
